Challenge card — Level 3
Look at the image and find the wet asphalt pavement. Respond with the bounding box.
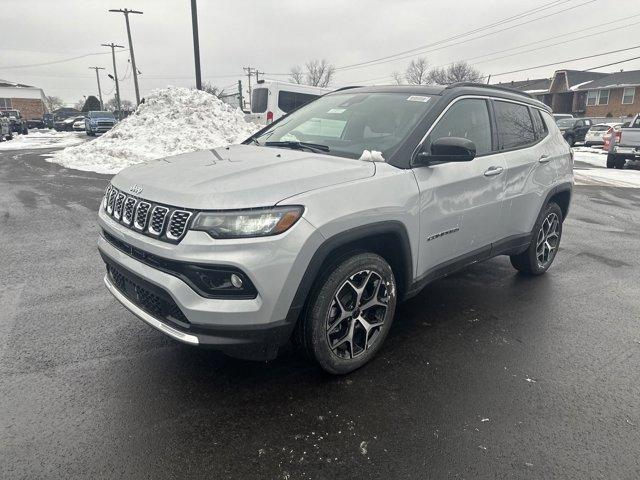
[1,149,639,480]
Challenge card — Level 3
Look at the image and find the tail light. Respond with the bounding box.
[614,131,622,143]
[266,111,273,123]
[606,127,613,135]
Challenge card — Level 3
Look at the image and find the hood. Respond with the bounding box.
[111,144,375,209]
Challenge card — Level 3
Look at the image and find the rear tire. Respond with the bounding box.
[510,202,563,276]
[615,156,626,169]
[606,154,616,169]
[299,252,397,374]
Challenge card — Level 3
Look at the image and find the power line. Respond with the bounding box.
[488,44,640,78]
[334,0,590,72]
[0,50,126,70]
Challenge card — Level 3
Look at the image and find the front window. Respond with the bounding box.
[252,92,435,160]
[90,111,114,119]
[0,98,11,110]
[251,88,268,114]
[556,118,575,128]
[586,90,598,106]
[425,98,492,155]
[597,89,609,106]
[622,87,635,105]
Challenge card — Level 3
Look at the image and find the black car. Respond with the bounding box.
[555,117,593,146]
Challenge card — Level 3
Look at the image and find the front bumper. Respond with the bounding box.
[98,208,323,359]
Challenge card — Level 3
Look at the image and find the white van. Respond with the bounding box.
[246,81,332,125]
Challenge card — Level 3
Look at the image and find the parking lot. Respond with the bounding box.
[1,147,639,479]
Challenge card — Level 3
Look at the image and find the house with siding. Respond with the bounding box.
[0,79,47,120]
[497,69,640,118]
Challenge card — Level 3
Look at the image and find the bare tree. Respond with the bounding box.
[428,61,484,85]
[405,58,430,85]
[73,98,85,111]
[289,59,336,87]
[289,65,305,85]
[44,95,64,112]
[392,71,404,85]
[200,82,225,98]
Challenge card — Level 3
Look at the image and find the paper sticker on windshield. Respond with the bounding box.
[327,108,346,114]
[407,95,430,103]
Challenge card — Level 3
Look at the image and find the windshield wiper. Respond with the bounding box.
[264,140,330,153]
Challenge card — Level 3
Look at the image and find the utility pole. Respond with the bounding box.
[89,66,105,109]
[102,43,125,117]
[255,70,264,83]
[243,67,257,108]
[109,8,143,105]
[190,0,202,90]
[237,80,243,110]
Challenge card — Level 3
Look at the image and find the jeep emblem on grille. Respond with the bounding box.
[129,184,144,195]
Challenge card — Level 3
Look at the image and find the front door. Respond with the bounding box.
[412,97,506,278]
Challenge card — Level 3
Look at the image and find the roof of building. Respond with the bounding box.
[579,69,640,90]
[562,69,609,89]
[497,78,552,94]
[0,79,36,88]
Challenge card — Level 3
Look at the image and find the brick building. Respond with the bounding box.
[0,79,47,120]
[498,69,640,118]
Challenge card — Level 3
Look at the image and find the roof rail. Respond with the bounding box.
[444,82,535,99]
[332,85,362,92]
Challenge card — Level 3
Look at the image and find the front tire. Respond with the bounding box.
[299,252,397,374]
[510,202,563,275]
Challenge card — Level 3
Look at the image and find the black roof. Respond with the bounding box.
[578,69,640,90]
[497,78,551,93]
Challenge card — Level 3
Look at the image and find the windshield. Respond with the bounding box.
[253,92,435,160]
[556,119,575,128]
[90,111,115,118]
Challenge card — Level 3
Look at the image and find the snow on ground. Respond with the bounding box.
[0,130,88,151]
[573,148,640,187]
[47,87,260,174]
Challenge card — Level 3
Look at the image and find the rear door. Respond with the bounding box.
[493,101,557,240]
[412,97,506,276]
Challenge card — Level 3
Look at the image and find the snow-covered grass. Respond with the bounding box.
[47,87,259,174]
[573,149,640,187]
[0,130,88,151]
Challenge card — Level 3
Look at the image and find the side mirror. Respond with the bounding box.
[416,137,476,165]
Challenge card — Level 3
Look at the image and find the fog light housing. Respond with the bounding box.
[230,273,243,288]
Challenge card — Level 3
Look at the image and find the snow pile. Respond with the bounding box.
[0,130,87,151]
[48,87,259,174]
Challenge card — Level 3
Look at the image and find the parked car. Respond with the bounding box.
[556,117,593,146]
[54,115,81,131]
[43,113,55,129]
[603,122,628,151]
[0,115,12,141]
[84,110,117,135]
[245,80,332,125]
[98,83,573,374]
[606,113,640,169]
[72,117,87,131]
[584,123,622,147]
[553,113,574,121]
[2,109,28,134]
[26,118,44,129]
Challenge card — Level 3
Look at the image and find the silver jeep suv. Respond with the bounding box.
[98,84,573,374]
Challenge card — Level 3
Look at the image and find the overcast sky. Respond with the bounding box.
[3,0,640,104]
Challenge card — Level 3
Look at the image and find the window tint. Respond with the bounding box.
[278,91,320,113]
[530,108,547,139]
[251,88,268,113]
[425,98,492,155]
[494,100,536,149]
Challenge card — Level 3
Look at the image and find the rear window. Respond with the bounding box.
[590,125,610,131]
[494,100,536,149]
[278,91,321,113]
[251,88,268,114]
[530,108,548,139]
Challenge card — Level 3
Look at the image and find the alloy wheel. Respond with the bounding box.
[536,212,560,268]
[325,270,392,359]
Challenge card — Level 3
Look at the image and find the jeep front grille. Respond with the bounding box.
[102,185,194,243]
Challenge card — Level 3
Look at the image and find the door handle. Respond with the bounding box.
[484,166,504,177]
[538,155,551,164]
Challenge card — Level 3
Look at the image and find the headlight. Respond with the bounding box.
[191,206,303,239]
